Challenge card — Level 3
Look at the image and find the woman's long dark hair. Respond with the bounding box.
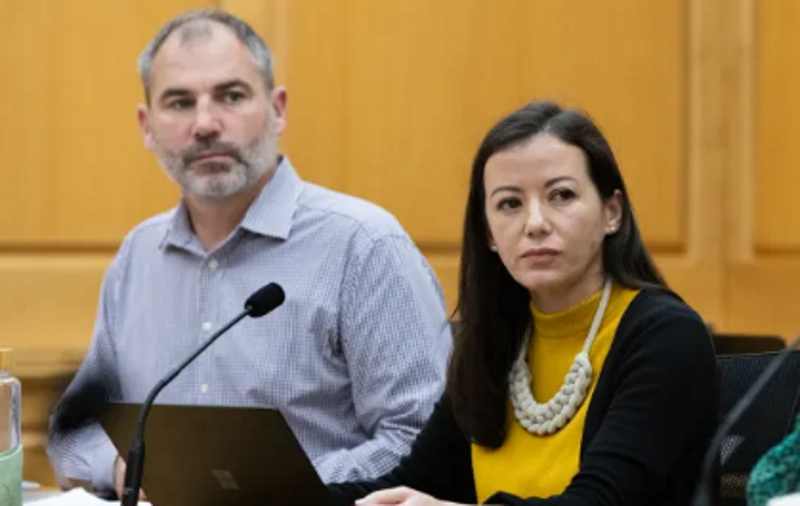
[447,101,668,448]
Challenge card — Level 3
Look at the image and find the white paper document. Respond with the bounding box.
[769,493,800,505]
[25,488,151,505]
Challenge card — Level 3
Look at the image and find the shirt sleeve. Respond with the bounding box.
[47,241,128,493]
[486,308,718,506]
[315,234,452,482]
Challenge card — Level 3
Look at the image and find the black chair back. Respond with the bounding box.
[717,351,800,506]
[714,334,785,355]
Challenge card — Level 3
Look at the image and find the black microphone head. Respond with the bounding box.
[245,283,285,317]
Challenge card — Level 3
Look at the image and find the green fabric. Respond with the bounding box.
[748,417,800,506]
[0,444,22,506]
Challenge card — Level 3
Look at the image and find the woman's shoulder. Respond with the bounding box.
[616,287,711,351]
[624,287,705,325]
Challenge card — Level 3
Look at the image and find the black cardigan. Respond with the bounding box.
[328,289,719,506]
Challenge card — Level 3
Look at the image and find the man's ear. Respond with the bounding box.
[269,86,288,135]
[137,104,155,152]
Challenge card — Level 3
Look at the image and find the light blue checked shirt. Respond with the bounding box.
[47,157,451,491]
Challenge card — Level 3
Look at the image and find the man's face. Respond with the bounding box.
[138,23,287,201]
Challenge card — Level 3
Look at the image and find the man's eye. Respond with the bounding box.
[223,91,245,104]
[168,99,194,110]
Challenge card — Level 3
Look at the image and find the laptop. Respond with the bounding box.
[99,403,331,506]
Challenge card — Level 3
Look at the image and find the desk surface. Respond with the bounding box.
[23,490,153,505]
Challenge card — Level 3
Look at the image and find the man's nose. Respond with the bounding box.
[191,97,222,141]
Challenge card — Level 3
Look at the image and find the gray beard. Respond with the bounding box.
[154,134,276,201]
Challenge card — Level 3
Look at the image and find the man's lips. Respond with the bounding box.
[191,151,235,162]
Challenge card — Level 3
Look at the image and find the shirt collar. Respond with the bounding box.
[161,201,194,251]
[160,156,303,250]
[239,156,303,239]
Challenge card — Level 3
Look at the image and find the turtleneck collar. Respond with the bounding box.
[531,282,628,339]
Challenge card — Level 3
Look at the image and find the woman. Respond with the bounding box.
[329,101,718,506]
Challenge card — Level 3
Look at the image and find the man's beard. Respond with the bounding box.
[153,130,277,201]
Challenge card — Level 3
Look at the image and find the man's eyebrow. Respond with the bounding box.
[157,80,254,103]
[158,87,192,103]
[213,79,254,93]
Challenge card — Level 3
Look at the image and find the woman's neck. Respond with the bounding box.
[531,270,606,314]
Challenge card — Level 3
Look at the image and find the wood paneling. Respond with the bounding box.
[724,0,800,339]
[0,254,111,349]
[755,1,800,253]
[728,260,800,337]
[676,0,754,330]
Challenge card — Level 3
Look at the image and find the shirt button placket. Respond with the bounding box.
[198,256,221,401]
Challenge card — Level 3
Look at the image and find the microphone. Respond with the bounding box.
[692,334,800,506]
[120,282,285,506]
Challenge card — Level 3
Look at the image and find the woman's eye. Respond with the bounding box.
[551,188,576,202]
[498,197,522,210]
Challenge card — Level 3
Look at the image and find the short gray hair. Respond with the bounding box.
[138,9,274,103]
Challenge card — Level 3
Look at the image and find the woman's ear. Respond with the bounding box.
[604,190,624,235]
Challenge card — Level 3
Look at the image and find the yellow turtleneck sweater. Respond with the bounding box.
[472,283,640,502]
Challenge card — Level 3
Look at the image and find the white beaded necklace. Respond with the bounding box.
[509,279,612,436]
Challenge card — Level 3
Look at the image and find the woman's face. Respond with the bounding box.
[484,134,622,312]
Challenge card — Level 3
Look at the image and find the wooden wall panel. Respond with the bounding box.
[725,0,800,339]
[341,2,534,246]
[728,261,800,338]
[754,1,800,253]
[673,0,754,330]
[0,255,111,349]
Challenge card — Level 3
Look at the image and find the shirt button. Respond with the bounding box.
[208,259,219,270]
[202,322,213,332]
[200,383,209,394]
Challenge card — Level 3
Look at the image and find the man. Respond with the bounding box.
[47,9,451,496]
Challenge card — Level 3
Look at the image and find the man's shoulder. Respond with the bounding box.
[119,208,177,249]
[297,183,409,241]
